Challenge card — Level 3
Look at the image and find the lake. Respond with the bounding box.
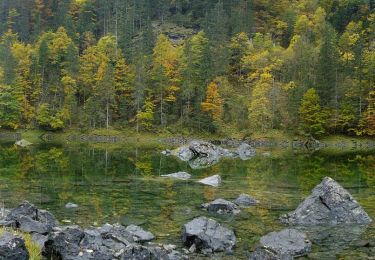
[0,141,374,259]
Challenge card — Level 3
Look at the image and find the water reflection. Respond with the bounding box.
[0,142,373,258]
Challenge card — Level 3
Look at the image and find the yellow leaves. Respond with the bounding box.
[165,85,179,102]
[201,82,223,121]
[49,27,75,64]
[282,81,296,91]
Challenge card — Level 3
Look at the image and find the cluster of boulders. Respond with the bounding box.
[164,140,256,168]
[0,201,186,259]
[249,177,373,259]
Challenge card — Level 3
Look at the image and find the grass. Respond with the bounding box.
[0,227,42,260]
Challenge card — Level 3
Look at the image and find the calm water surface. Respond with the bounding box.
[0,141,374,259]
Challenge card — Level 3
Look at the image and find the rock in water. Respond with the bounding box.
[280,177,373,225]
[65,202,79,209]
[125,224,155,242]
[15,139,32,148]
[201,199,240,214]
[197,175,221,187]
[249,246,292,260]
[258,229,311,257]
[189,141,220,157]
[182,216,236,253]
[0,232,29,260]
[237,143,256,160]
[172,146,195,161]
[161,172,191,180]
[234,194,258,207]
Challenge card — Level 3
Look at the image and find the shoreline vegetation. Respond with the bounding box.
[1,129,374,152]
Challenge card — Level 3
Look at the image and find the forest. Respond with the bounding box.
[0,0,374,137]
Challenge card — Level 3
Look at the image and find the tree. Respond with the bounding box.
[114,56,135,123]
[136,97,154,131]
[151,34,180,126]
[201,81,223,123]
[248,71,273,132]
[299,88,327,137]
[0,85,20,129]
[229,32,250,80]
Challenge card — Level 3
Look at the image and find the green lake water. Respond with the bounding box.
[0,141,374,259]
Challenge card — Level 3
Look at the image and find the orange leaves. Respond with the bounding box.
[201,82,223,121]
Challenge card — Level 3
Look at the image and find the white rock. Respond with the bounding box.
[197,175,221,187]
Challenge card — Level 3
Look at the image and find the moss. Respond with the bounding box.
[0,227,42,260]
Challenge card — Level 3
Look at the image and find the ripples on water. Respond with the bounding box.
[0,142,374,259]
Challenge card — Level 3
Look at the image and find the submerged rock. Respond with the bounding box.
[182,216,236,253]
[249,246,292,260]
[3,201,58,235]
[125,224,155,242]
[65,202,79,209]
[280,177,373,225]
[0,232,29,260]
[15,139,32,148]
[197,175,221,187]
[237,143,256,160]
[161,172,191,180]
[259,229,311,257]
[234,194,258,207]
[201,199,240,214]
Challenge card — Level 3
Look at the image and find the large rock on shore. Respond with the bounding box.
[182,216,236,253]
[0,232,29,260]
[280,177,373,225]
[2,201,58,235]
[125,224,155,242]
[120,244,186,260]
[44,223,168,259]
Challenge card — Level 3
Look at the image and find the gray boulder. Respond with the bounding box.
[125,225,155,242]
[4,201,58,235]
[197,175,221,187]
[172,146,194,161]
[120,244,186,260]
[0,232,29,260]
[234,194,258,207]
[182,216,236,253]
[237,143,256,160]
[201,199,240,214]
[280,177,373,225]
[31,233,48,249]
[189,141,221,158]
[259,229,311,257]
[161,172,191,180]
